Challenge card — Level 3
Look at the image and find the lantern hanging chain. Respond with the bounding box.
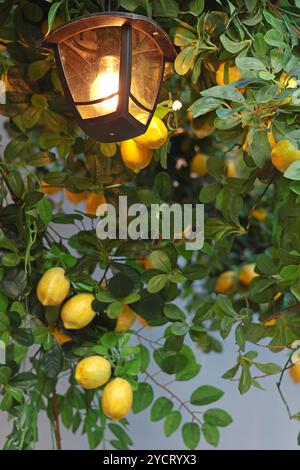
[101,0,120,12]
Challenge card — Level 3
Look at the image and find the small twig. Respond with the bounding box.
[51,391,62,450]
[276,356,293,420]
[144,370,203,425]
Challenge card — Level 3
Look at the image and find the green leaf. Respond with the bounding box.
[182,264,209,280]
[27,151,55,167]
[147,274,168,293]
[202,85,245,103]
[200,182,221,203]
[264,29,285,48]
[107,301,123,319]
[109,273,134,298]
[182,422,200,450]
[153,0,179,17]
[284,161,300,180]
[149,250,172,272]
[239,365,252,394]
[155,172,172,200]
[133,382,154,414]
[190,386,224,406]
[170,322,188,336]
[38,198,52,226]
[7,171,24,198]
[164,304,186,321]
[220,34,250,53]
[164,411,182,437]
[202,424,220,447]
[204,408,233,427]
[2,253,20,267]
[0,292,8,314]
[254,362,282,375]
[47,1,63,34]
[189,0,204,15]
[41,344,63,378]
[151,397,173,422]
[236,56,266,71]
[108,423,133,447]
[174,47,195,76]
[189,97,222,118]
[0,366,12,385]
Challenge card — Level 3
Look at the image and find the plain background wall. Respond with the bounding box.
[1,115,300,451]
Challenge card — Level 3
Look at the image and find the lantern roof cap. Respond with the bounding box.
[40,12,176,63]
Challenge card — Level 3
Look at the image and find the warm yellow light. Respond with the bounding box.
[90,55,120,115]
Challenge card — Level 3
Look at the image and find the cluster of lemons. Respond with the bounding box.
[215,263,258,295]
[36,267,136,420]
[190,63,300,177]
[41,186,107,215]
[215,265,300,384]
[120,115,168,173]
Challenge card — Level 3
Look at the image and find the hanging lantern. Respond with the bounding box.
[40,13,176,142]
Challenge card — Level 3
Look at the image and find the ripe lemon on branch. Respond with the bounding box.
[65,190,87,204]
[215,271,237,294]
[271,140,300,173]
[101,378,133,420]
[37,267,70,307]
[190,153,208,176]
[61,293,96,329]
[216,63,240,85]
[75,356,111,389]
[51,328,72,346]
[86,193,106,215]
[239,263,258,286]
[133,116,168,150]
[115,305,136,333]
[121,139,153,174]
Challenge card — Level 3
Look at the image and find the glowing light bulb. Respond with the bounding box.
[90,55,120,115]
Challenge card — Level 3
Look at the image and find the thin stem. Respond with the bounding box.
[276,356,293,420]
[51,391,62,450]
[144,370,203,425]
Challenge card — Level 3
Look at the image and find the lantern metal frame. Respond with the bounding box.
[40,13,176,142]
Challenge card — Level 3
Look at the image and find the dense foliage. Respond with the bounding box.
[1,0,300,450]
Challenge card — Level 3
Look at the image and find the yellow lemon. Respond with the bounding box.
[215,271,237,294]
[216,63,240,85]
[279,72,297,89]
[271,140,300,173]
[121,139,153,173]
[134,116,168,150]
[86,193,106,215]
[250,208,268,222]
[190,153,208,176]
[115,305,136,333]
[101,378,133,420]
[226,160,237,177]
[191,117,215,139]
[263,318,277,327]
[138,256,153,270]
[37,267,70,307]
[51,328,72,346]
[65,190,87,204]
[61,293,96,329]
[239,263,258,286]
[290,362,300,384]
[75,356,111,389]
[41,181,61,196]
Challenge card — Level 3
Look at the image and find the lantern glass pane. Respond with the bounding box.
[60,27,121,119]
[130,28,163,115]
[128,98,150,124]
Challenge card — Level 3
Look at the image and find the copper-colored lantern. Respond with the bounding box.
[41,13,176,142]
